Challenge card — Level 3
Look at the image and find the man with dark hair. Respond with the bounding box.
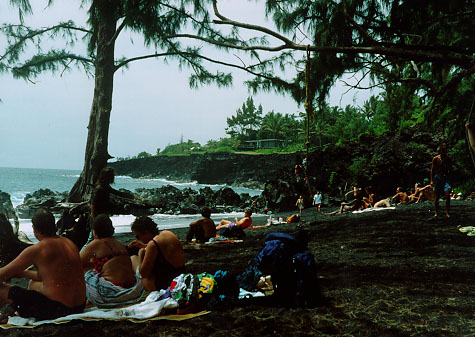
[391,187,409,205]
[0,209,86,320]
[431,144,453,217]
[91,213,115,238]
[186,207,216,243]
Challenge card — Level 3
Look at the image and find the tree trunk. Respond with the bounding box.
[69,5,117,203]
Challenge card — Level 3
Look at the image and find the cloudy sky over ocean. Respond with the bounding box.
[0,0,373,170]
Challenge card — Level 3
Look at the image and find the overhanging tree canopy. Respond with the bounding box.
[208,0,474,105]
[1,0,474,203]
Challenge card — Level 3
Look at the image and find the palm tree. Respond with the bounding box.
[260,111,286,139]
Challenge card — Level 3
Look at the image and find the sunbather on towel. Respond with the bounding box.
[80,215,144,307]
[129,216,185,291]
[216,208,253,231]
[0,209,86,320]
[323,195,366,215]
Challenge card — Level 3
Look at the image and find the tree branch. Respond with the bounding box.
[211,0,473,67]
[114,52,180,71]
[108,17,127,46]
[1,23,92,62]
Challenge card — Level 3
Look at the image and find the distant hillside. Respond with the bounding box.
[109,152,299,189]
[110,125,473,198]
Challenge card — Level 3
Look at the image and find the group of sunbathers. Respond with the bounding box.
[186,207,253,242]
[0,203,253,322]
[0,209,187,321]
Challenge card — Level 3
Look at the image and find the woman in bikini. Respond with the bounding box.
[80,214,144,307]
[129,216,185,291]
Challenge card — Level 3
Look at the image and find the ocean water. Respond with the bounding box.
[0,167,263,241]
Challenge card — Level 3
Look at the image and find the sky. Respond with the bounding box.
[0,0,375,170]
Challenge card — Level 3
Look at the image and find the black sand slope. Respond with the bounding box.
[1,200,474,336]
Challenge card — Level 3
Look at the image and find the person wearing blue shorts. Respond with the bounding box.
[430,144,453,217]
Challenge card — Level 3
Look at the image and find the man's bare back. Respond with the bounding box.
[18,237,86,307]
[0,209,86,320]
[191,217,216,240]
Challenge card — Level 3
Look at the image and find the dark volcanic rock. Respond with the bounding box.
[0,214,30,266]
[0,190,19,232]
[214,187,241,206]
[16,188,68,219]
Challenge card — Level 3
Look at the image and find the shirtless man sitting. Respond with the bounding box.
[186,207,216,243]
[391,187,409,205]
[0,209,86,321]
[414,184,435,203]
[216,208,253,231]
[129,216,185,291]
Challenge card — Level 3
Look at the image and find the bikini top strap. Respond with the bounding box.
[151,238,164,261]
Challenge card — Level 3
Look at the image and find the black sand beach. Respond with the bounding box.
[1,200,474,336]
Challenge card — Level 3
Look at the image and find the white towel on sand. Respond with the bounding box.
[5,290,178,327]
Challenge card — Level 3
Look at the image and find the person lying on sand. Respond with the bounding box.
[186,207,216,243]
[129,216,184,291]
[80,215,144,307]
[323,195,366,215]
[0,209,86,321]
[216,208,253,231]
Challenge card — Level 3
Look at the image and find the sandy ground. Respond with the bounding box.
[1,200,474,336]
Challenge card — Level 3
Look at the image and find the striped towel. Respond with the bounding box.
[85,269,145,308]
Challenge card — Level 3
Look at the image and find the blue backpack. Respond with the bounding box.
[252,232,321,307]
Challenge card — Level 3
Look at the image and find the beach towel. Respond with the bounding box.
[1,271,266,329]
[458,226,475,236]
[352,206,396,213]
[1,290,209,329]
[84,269,145,307]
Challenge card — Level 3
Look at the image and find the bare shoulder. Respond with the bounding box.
[199,218,215,226]
[158,230,178,238]
[155,231,181,247]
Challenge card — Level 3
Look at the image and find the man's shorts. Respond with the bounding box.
[8,286,85,320]
[433,175,451,194]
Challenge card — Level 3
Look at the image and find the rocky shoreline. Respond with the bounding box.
[11,185,265,220]
[109,152,299,190]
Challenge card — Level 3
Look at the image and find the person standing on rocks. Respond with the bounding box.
[91,167,131,219]
[430,144,453,217]
[81,167,132,251]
